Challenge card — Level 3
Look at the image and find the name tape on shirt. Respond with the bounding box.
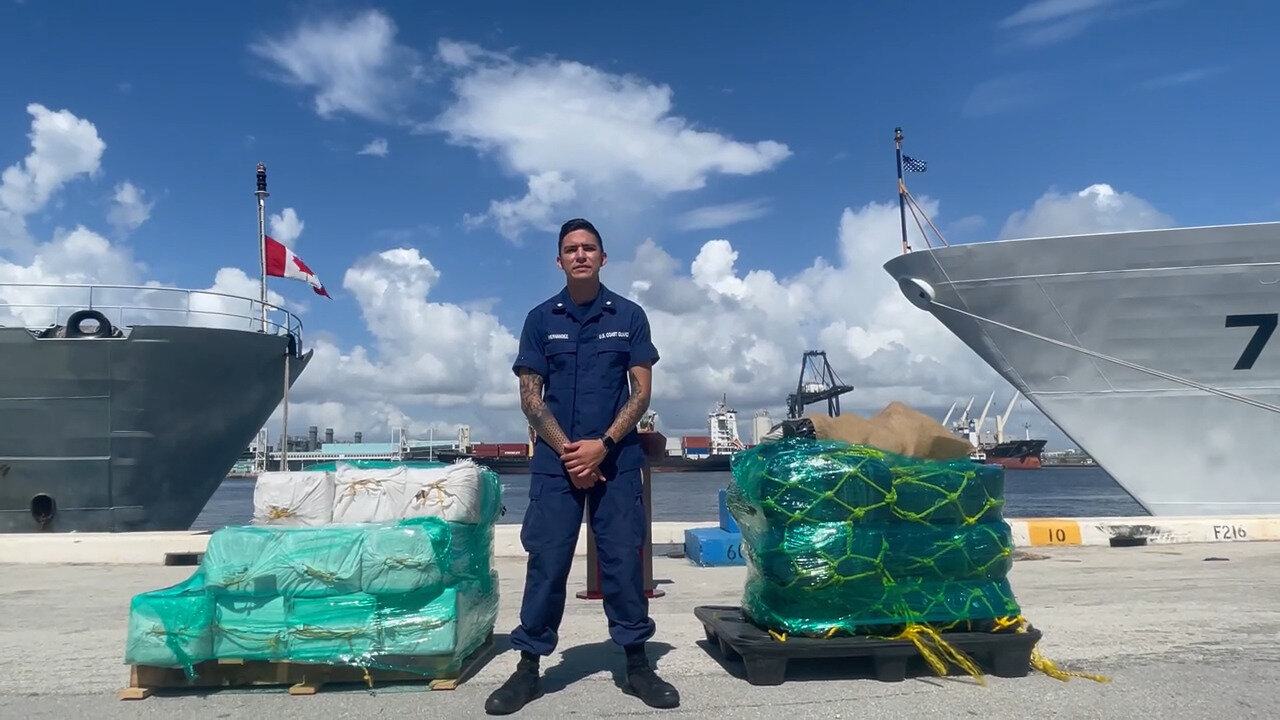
[547,333,570,340]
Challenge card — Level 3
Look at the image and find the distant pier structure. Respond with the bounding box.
[231,426,465,474]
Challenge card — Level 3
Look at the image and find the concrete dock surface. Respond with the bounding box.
[2,542,1279,718]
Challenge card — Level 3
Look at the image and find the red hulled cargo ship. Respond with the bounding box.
[980,439,1047,470]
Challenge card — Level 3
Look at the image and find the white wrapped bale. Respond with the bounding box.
[332,463,408,524]
[252,470,335,526]
[212,596,288,660]
[360,521,444,596]
[402,461,484,524]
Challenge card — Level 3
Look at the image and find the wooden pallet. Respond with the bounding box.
[119,634,494,700]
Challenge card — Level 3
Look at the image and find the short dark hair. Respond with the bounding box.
[558,218,603,252]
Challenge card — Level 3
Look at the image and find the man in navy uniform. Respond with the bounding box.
[485,218,680,714]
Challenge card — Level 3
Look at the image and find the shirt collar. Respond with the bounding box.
[553,284,618,321]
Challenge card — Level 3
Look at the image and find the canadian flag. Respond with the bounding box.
[265,236,330,298]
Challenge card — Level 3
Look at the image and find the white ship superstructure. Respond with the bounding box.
[883,222,1280,516]
[708,397,745,456]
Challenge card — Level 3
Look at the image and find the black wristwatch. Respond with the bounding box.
[600,435,616,452]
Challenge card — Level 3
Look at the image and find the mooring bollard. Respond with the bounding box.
[577,464,665,600]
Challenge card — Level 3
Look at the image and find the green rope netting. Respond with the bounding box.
[727,437,1020,637]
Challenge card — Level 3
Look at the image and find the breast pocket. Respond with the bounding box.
[545,341,577,376]
[595,339,633,382]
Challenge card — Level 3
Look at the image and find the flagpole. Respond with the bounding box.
[281,351,289,471]
[253,162,268,330]
[894,127,910,254]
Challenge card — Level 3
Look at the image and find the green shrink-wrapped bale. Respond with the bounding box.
[360,517,450,596]
[201,526,280,596]
[123,467,505,678]
[377,587,460,657]
[374,571,499,664]
[727,436,1021,637]
[124,571,213,668]
[212,595,289,660]
[286,593,379,663]
[273,527,365,597]
[202,525,365,598]
[889,458,1005,526]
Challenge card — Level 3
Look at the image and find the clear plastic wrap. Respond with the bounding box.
[252,470,335,526]
[125,464,503,680]
[727,436,1020,637]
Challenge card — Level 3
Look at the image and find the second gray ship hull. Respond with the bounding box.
[0,325,309,533]
[884,222,1280,516]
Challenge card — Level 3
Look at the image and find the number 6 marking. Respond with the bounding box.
[1226,313,1278,370]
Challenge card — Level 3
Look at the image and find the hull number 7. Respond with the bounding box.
[1226,313,1278,370]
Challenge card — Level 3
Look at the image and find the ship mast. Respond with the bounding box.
[892,127,948,252]
[895,127,910,254]
[255,163,269,333]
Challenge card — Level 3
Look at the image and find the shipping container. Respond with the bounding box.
[471,442,529,458]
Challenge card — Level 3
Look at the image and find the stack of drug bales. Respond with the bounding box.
[724,407,1020,678]
[124,460,501,680]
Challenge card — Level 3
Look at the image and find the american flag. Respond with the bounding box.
[902,155,927,173]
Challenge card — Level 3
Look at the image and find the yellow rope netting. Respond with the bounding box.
[993,616,1112,683]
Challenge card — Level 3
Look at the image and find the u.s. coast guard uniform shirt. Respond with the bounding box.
[512,284,660,478]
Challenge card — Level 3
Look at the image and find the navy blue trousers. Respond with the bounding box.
[510,467,655,656]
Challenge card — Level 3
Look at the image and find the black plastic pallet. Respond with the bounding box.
[694,605,1041,685]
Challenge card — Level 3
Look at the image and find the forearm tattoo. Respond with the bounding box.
[519,370,570,454]
[606,368,651,442]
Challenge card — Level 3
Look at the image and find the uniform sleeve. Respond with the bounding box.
[630,307,659,367]
[512,311,549,377]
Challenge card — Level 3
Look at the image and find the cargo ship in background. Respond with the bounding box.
[637,398,745,472]
[944,392,1046,470]
[981,437,1048,470]
[260,400,751,476]
[462,398,750,473]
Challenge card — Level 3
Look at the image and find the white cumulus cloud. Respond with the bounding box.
[358,137,389,157]
[107,181,153,235]
[279,248,521,438]
[433,39,791,240]
[268,207,305,247]
[1,103,106,255]
[464,170,577,242]
[999,183,1174,239]
[251,10,422,122]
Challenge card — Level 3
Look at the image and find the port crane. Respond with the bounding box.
[786,350,855,419]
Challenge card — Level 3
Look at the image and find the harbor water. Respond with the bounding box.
[191,465,1145,532]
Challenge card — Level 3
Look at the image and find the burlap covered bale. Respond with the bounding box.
[806,401,971,460]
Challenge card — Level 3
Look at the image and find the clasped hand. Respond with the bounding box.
[560,438,609,489]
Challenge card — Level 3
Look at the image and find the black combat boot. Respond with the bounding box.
[485,651,542,715]
[622,643,680,709]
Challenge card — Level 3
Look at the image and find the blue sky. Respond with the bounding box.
[1,0,1276,447]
